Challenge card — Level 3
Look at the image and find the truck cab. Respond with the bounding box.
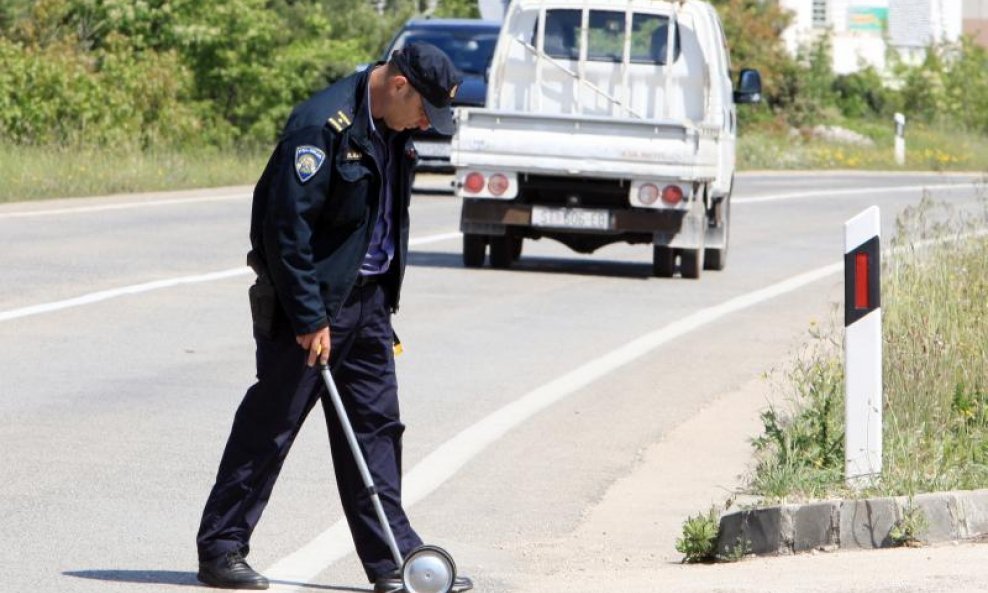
[451,0,760,277]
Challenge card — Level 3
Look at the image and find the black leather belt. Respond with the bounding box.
[354,274,381,287]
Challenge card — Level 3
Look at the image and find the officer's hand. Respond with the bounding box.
[297,327,331,367]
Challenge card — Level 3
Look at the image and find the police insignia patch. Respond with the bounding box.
[295,145,326,184]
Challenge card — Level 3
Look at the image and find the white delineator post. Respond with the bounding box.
[844,207,882,487]
[894,113,906,166]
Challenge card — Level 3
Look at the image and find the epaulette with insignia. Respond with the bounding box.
[327,109,353,133]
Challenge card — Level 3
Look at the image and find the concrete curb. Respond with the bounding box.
[716,488,988,557]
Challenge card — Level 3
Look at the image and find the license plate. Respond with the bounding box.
[531,206,611,230]
[413,140,451,158]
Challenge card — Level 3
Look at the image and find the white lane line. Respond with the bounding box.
[0,231,460,323]
[0,268,251,323]
[734,182,977,204]
[262,259,845,590]
[0,192,252,219]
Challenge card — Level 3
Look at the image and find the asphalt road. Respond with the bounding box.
[0,171,984,593]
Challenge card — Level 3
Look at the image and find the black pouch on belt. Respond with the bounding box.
[248,275,278,339]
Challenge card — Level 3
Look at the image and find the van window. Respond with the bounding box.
[630,13,681,65]
[587,11,625,62]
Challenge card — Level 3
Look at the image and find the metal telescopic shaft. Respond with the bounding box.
[320,365,405,567]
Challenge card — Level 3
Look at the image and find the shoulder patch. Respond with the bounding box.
[327,109,354,133]
[295,145,326,184]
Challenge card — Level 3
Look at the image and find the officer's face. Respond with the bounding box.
[384,78,431,132]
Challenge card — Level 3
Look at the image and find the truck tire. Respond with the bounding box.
[512,237,523,262]
[489,236,515,269]
[652,246,675,278]
[463,234,487,268]
[704,196,730,271]
[680,248,704,279]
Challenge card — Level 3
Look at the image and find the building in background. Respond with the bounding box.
[965,0,988,46]
[889,0,962,62]
[778,0,988,74]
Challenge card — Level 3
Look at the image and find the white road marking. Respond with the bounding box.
[262,259,845,589]
[0,268,251,322]
[734,182,977,204]
[0,192,251,219]
[0,231,462,323]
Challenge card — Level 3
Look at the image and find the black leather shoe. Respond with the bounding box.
[373,571,474,593]
[452,575,474,592]
[374,571,403,593]
[197,551,269,590]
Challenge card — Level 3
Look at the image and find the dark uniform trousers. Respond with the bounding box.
[197,278,422,580]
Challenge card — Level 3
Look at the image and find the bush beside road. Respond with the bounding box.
[748,194,988,503]
[672,191,988,564]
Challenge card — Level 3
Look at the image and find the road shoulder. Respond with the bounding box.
[515,369,988,593]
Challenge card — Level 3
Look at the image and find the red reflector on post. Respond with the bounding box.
[855,252,870,309]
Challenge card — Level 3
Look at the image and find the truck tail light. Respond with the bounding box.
[638,183,659,205]
[661,184,683,205]
[488,173,509,196]
[464,172,485,194]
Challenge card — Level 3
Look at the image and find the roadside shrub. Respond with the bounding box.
[891,38,988,134]
[748,325,845,500]
[747,194,988,501]
[675,507,720,563]
[833,66,890,118]
[432,0,480,18]
[940,38,988,134]
[0,0,408,147]
[0,35,202,147]
[779,35,841,127]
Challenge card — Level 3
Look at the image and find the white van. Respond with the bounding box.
[451,0,761,278]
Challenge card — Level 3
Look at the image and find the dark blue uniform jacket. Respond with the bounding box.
[248,68,416,335]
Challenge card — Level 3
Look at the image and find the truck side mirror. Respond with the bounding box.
[734,68,762,104]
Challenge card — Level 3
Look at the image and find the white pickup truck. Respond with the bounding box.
[450,0,761,278]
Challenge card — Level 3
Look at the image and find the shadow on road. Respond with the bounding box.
[408,250,658,280]
[63,570,370,592]
[64,570,199,587]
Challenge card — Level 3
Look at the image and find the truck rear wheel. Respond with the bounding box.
[680,248,704,279]
[489,236,515,269]
[652,246,675,278]
[463,234,487,268]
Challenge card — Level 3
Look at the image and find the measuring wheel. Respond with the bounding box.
[401,545,456,593]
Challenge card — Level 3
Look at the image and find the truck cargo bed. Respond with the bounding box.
[451,109,720,181]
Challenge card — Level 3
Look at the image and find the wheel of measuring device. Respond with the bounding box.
[401,545,456,593]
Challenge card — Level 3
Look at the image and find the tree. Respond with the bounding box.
[710,0,795,106]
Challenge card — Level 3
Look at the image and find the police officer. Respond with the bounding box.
[195,43,471,592]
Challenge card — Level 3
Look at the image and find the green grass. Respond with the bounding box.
[738,121,988,172]
[0,144,269,202]
[747,192,988,502]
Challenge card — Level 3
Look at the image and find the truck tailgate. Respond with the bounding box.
[451,109,720,181]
